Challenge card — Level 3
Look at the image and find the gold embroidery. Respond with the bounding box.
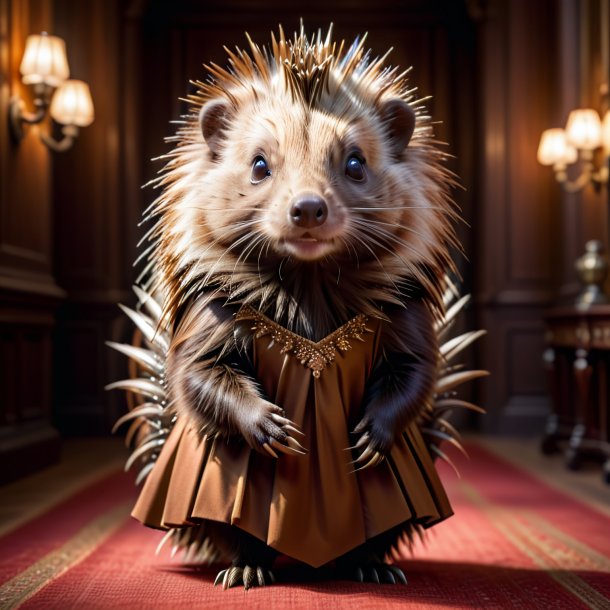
[236,305,372,378]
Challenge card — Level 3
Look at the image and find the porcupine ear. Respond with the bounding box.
[379,99,416,156]
[199,99,232,156]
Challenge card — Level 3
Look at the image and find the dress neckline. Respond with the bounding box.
[235,304,373,378]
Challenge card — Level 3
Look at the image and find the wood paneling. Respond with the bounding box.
[556,0,609,300]
[476,0,563,434]
[51,0,141,434]
[475,0,609,434]
[0,0,62,482]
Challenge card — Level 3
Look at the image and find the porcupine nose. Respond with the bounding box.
[289,194,328,228]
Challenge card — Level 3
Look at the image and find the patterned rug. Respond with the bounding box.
[1,443,609,609]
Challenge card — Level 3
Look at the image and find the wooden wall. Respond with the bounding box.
[0,0,63,482]
[476,0,559,434]
[476,0,610,434]
[52,0,141,435]
[0,0,140,479]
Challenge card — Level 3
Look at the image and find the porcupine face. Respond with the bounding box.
[153,29,458,315]
[199,89,422,264]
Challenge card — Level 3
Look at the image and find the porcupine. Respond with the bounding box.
[107,25,487,590]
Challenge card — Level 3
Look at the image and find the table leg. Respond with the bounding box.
[566,348,592,470]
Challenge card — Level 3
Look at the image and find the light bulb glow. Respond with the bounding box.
[50,80,94,127]
[565,108,603,150]
[20,33,69,88]
[537,128,577,166]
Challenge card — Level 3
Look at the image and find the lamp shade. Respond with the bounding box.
[20,32,69,88]
[565,108,603,150]
[602,110,610,155]
[537,128,577,166]
[50,80,94,127]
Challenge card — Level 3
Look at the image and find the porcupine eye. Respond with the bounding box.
[345,154,366,182]
[251,155,271,184]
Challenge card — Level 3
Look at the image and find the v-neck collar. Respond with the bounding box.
[235,304,373,377]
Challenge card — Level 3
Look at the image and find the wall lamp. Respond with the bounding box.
[9,32,94,152]
[537,109,610,192]
[537,0,610,193]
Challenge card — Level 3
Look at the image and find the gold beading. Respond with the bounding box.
[236,305,371,378]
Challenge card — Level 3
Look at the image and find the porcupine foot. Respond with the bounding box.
[212,527,278,590]
[214,564,276,590]
[338,562,407,585]
[335,527,408,585]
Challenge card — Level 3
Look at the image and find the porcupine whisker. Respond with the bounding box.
[343,226,402,295]
[201,230,265,288]
[329,254,341,285]
[354,236,417,289]
[360,221,439,264]
[370,226,441,261]
[278,257,287,281]
[349,220,420,267]
[360,217,433,241]
[257,237,272,291]
[355,234,422,285]
[351,225,422,260]
[232,228,265,269]
[347,226,421,290]
[227,230,267,293]
[187,207,263,212]
[180,224,261,267]
[351,218,427,263]
[233,232,266,279]
[351,205,446,212]
[179,234,242,288]
[339,236,360,268]
[354,218,426,239]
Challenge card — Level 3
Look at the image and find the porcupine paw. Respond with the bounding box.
[213,565,276,590]
[348,416,391,471]
[245,402,307,459]
[341,563,408,585]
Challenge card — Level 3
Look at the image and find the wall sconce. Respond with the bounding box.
[537,108,610,192]
[9,32,94,152]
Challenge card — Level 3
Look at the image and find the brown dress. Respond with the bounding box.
[131,306,452,568]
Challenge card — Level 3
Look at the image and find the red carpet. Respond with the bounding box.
[1,443,609,609]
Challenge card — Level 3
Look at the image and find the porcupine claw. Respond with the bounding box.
[262,443,279,458]
[214,569,227,586]
[341,563,407,585]
[266,412,308,455]
[269,437,307,456]
[285,436,308,452]
[214,565,276,590]
[348,433,385,472]
[351,451,384,472]
[270,413,306,437]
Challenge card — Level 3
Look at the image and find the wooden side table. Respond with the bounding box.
[543,305,610,483]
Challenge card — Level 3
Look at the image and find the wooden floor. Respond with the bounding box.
[1,435,608,536]
[0,437,125,537]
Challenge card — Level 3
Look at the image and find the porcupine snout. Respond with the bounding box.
[289,193,328,228]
